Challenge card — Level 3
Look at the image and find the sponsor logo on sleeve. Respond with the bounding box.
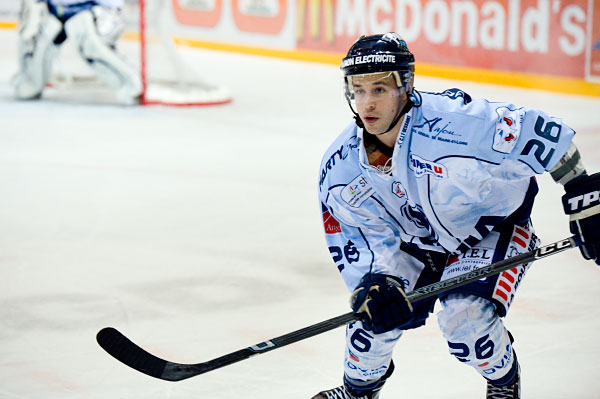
[341,175,373,207]
[319,137,358,190]
[319,144,345,188]
[321,202,341,234]
[493,107,524,154]
[408,154,447,179]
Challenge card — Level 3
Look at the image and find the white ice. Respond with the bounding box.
[1,28,600,398]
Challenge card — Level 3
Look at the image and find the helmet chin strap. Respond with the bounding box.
[377,98,414,135]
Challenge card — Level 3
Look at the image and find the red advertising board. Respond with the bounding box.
[173,0,287,33]
[164,0,598,92]
[232,0,288,34]
[590,0,600,79]
[172,0,223,28]
[297,0,592,80]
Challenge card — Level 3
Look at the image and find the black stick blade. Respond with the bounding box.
[97,327,250,381]
[97,327,197,381]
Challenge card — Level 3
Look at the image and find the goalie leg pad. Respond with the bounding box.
[64,8,142,104]
[437,294,517,384]
[18,0,47,42]
[90,5,126,47]
[13,8,63,99]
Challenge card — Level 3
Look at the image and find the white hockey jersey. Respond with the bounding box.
[319,89,575,292]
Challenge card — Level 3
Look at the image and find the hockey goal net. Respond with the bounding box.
[51,0,232,106]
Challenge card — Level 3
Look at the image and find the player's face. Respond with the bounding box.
[350,72,406,135]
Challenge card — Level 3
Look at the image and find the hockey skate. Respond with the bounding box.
[312,362,394,399]
[486,365,520,399]
[311,384,382,399]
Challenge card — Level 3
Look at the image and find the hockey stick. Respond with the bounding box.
[97,236,580,382]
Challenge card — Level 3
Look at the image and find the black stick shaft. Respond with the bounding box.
[407,236,577,302]
[97,236,578,381]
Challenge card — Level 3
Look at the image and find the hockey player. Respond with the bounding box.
[13,0,142,104]
[316,33,600,399]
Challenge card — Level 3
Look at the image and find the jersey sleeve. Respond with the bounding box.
[320,192,415,293]
[318,126,410,292]
[481,102,576,173]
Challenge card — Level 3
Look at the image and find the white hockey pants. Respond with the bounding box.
[343,224,539,387]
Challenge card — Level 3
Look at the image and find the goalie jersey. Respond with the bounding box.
[44,0,123,7]
[319,89,575,292]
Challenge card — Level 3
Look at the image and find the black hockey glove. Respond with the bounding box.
[350,273,414,334]
[562,172,600,265]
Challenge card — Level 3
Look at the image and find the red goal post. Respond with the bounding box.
[131,0,232,106]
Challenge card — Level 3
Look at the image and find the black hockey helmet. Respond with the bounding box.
[342,33,415,96]
[341,33,419,132]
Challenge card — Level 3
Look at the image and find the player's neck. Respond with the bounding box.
[364,128,395,170]
[375,131,398,149]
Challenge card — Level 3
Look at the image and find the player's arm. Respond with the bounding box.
[484,104,600,266]
[508,108,600,265]
[320,199,414,333]
[550,142,600,265]
[549,142,586,185]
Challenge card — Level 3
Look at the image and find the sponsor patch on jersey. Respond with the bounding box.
[408,154,447,179]
[341,175,373,207]
[442,244,495,280]
[397,113,411,147]
[439,88,472,104]
[492,226,534,305]
[319,144,346,188]
[321,202,341,234]
[392,181,407,199]
[493,107,524,154]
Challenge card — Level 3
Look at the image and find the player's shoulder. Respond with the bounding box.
[417,88,533,122]
[414,88,518,141]
[319,122,362,193]
[418,88,493,116]
[420,88,474,106]
[408,88,515,161]
[413,90,490,150]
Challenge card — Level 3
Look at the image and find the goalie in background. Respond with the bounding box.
[13,0,142,104]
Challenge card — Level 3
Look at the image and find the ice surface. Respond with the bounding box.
[1,29,600,398]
